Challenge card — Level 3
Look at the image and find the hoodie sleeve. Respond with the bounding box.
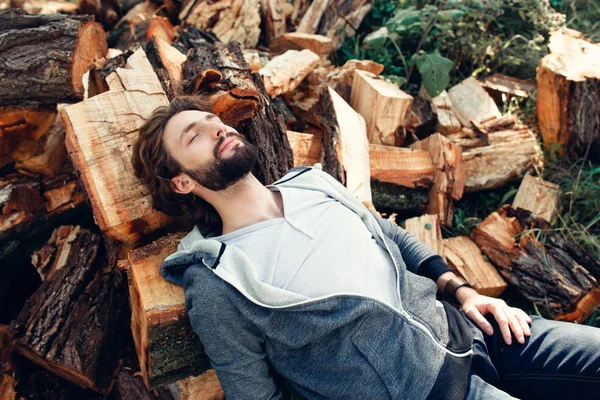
[183,265,283,400]
[373,213,451,282]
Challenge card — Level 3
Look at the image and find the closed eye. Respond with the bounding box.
[188,131,202,146]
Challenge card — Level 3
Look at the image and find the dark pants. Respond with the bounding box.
[465,315,600,399]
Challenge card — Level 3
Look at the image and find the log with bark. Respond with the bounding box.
[145,38,187,100]
[462,128,540,192]
[471,205,600,322]
[182,41,294,185]
[269,32,333,62]
[443,236,507,297]
[512,173,560,224]
[295,0,371,50]
[260,49,320,97]
[8,227,128,394]
[77,0,146,29]
[167,370,224,400]
[260,0,286,45]
[179,0,261,48]
[127,233,209,389]
[316,87,371,203]
[0,9,107,108]
[350,70,413,146]
[286,130,431,213]
[410,133,464,227]
[404,214,445,262]
[536,28,600,158]
[480,73,535,104]
[61,47,173,245]
[107,15,176,51]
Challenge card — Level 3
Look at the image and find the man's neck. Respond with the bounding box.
[196,174,284,235]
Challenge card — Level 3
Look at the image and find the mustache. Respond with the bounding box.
[214,131,246,158]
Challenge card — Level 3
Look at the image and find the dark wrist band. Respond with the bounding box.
[443,276,473,300]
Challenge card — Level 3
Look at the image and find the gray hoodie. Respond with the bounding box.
[161,166,477,399]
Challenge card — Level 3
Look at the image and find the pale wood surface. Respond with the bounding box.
[481,73,535,98]
[350,69,413,146]
[369,144,434,188]
[61,48,171,244]
[270,32,333,60]
[512,173,560,223]
[295,0,329,34]
[169,370,224,400]
[260,49,320,97]
[462,129,539,192]
[448,77,502,126]
[261,0,286,44]
[287,130,321,167]
[404,214,445,262]
[443,236,507,297]
[328,87,372,203]
[410,133,464,226]
[430,90,461,135]
[179,0,261,48]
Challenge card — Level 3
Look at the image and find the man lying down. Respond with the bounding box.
[131,95,600,400]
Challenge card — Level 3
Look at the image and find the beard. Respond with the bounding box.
[184,133,258,191]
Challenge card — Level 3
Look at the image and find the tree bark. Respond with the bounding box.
[536,29,600,158]
[8,228,128,394]
[0,9,107,107]
[471,205,600,322]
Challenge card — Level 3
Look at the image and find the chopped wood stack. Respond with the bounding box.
[1,3,593,399]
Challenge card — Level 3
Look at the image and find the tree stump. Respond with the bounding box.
[536,28,600,158]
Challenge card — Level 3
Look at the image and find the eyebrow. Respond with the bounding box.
[179,113,218,144]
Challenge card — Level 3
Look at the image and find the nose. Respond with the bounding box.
[213,125,225,139]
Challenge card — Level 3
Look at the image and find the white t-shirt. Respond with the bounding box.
[211,185,400,309]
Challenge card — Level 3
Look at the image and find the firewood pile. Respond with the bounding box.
[1,1,600,398]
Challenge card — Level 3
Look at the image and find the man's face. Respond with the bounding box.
[162,110,258,191]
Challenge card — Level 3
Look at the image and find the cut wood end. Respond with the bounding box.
[72,20,108,97]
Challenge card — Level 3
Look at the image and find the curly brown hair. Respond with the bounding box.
[131,95,222,229]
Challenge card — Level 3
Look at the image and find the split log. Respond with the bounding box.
[260,49,320,97]
[108,365,176,400]
[287,130,434,190]
[350,70,413,146]
[369,144,434,188]
[404,214,445,262]
[296,0,371,50]
[146,38,187,100]
[183,41,294,185]
[447,77,502,126]
[410,134,464,227]
[77,0,146,29]
[536,29,600,158]
[31,225,81,281]
[370,180,428,215]
[107,15,176,51]
[127,233,209,389]
[443,236,507,297]
[480,73,535,103]
[12,109,69,177]
[316,87,371,203]
[289,0,310,28]
[261,0,286,45]
[0,9,107,107]
[0,373,16,400]
[512,173,560,224]
[179,0,261,48]
[61,48,172,244]
[471,205,600,322]
[172,26,220,55]
[405,95,436,138]
[481,114,516,132]
[269,32,333,62]
[167,370,224,400]
[462,128,540,192]
[284,59,383,122]
[428,90,461,135]
[8,228,128,394]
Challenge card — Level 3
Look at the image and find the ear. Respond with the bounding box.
[170,173,196,195]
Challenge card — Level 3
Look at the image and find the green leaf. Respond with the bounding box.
[363,26,389,52]
[437,9,466,21]
[414,50,454,98]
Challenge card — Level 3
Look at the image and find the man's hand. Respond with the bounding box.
[456,287,532,345]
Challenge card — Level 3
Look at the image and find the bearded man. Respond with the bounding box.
[131,96,600,400]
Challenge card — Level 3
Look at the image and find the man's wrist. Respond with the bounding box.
[443,276,474,306]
